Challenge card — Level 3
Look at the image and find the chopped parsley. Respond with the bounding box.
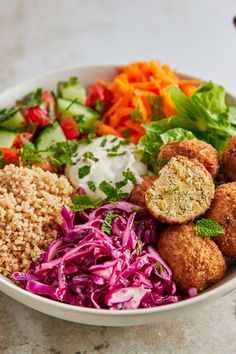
[99,180,129,203]
[78,165,91,179]
[79,133,96,145]
[71,195,103,212]
[136,240,143,254]
[164,186,180,194]
[101,211,119,235]
[87,180,96,192]
[111,137,118,143]
[156,262,164,272]
[23,88,42,106]
[122,128,133,138]
[122,168,137,186]
[0,151,9,168]
[194,218,224,237]
[93,99,106,114]
[106,138,129,154]
[100,137,107,147]
[107,151,126,158]
[0,106,21,122]
[83,151,99,162]
[131,108,143,123]
[19,138,42,167]
[47,141,78,172]
[49,102,56,120]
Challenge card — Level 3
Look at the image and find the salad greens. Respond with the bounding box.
[139,82,236,172]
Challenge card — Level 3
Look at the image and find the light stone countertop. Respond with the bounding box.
[0,1,236,353]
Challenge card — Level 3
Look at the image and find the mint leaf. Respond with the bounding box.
[194,218,224,237]
[71,195,103,212]
[101,211,119,235]
[78,165,91,178]
[20,138,42,167]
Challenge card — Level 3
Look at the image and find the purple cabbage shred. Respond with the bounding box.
[12,202,182,309]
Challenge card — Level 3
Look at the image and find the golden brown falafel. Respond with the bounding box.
[206,182,236,257]
[129,175,157,210]
[145,156,215,224]
[158,139,220,178]
[157,224,227,292]
[222,136,236,181]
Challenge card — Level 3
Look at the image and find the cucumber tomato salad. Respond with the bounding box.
[1,61,236,310]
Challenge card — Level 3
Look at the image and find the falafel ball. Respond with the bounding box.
[206,182,236,257]
[128,175,157,211]
[158,139,220,178]
[157,224,227,292]
[222,136,236,181]
[145,156,215,224]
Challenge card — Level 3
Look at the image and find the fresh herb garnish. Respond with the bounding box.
[156,262,164,272]
[93,99,106,113]
[164,186,179,194]
[47,141,78,172]
[0,106,21,122]
[131,108,143,123]
[71,195,103,212]
[107,151,126,158]
[148,95,164,121]
[122,168,137,186]
[83,151,99,162]
[87,181,96,192]
[23,88,42,107]
[100,137,107,147]
[20,138,42,167]
[79,133,96,145]
[111,137,118,143]
[106,138,129,154]
[194,218,224,237]
[78,165,91,179]
[0,151,9,168]
[122,128,133,138]
[101,211,119,235]
[49,102,56,120]
[136,240,143,254]
[99,180,129,203]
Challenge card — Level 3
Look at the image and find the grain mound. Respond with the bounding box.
[0,165,73,277]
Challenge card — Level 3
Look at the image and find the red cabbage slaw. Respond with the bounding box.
[13,202,182,309]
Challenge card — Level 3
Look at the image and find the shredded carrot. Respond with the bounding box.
[96,123,122,137]
[98,61,201,143]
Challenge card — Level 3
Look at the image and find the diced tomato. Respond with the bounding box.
[41,90,55,107]
[86,82,113,110]
[0,148,19,164]
[42,159,54,173]
[23,106,52,125]
[13,133,33,148]
[60,116,79,140]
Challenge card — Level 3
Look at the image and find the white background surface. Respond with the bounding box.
[0,1,236,353]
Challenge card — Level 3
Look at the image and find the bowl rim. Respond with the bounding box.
[0,64,236,317]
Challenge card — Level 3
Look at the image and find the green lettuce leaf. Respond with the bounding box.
[139,81,236,172]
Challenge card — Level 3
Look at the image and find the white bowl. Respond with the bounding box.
[0,65,236,326]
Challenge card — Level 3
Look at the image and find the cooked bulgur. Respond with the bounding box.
[0,165,73,277]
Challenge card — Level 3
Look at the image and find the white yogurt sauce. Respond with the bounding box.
[65,135,148,199]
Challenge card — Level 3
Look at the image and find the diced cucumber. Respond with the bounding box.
[35,122,66,156]
[0,111,25,130]
[58,77,86,104]
[57,98,100,132]
[0,129,17,148]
